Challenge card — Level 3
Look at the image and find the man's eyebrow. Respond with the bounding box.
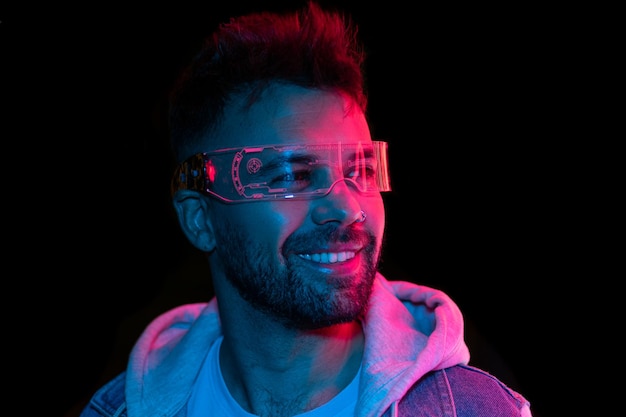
[259,153,320,172]
[254,145,376,173]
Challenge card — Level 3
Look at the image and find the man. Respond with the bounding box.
[80,2,532,416]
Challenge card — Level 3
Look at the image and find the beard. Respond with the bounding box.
[213,219,380,330]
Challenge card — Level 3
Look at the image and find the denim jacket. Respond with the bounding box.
[81,364,530,416]
[79,275,531,417]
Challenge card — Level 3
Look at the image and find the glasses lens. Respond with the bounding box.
[172,141,391,203]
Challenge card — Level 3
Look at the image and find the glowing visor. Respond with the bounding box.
[171,141,391,203]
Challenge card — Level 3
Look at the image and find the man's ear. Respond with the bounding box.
[172,190,216,252]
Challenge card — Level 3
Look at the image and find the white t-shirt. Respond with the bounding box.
[187,335,359,417]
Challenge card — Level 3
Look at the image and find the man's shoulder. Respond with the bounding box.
[399,364,529,416]
[79,372,127,417]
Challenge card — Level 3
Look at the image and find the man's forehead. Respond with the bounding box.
[208,84,370,151]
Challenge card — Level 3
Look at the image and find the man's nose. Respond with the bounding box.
[310,179,363,225]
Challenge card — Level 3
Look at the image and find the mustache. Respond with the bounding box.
[283,223,372,253]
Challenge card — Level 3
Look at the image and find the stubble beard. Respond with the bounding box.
[214,219,380,330]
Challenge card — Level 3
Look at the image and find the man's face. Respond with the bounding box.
[206,84,386,329]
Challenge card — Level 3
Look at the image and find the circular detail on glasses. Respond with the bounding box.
[247,158,263,174]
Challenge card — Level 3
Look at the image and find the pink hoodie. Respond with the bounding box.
[125,273,470,417]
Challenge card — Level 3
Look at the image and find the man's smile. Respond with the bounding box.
[297,251,356,264]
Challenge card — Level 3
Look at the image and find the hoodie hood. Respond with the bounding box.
[356,276,470,417]
[125,273,469,417]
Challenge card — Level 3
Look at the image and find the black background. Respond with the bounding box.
[3,1,577,416]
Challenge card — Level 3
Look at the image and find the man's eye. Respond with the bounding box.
[346,164,376,180]
[270,170,312,187]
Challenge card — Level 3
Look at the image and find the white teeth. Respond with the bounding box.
[298,251,355,264]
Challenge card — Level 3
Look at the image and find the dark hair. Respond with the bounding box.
[168,1,368,162]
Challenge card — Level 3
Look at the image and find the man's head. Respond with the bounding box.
[169,2,390,329]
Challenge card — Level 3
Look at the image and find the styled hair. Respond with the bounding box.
[168,1,368,162]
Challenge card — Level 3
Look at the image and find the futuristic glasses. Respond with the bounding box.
[171,141,391,203]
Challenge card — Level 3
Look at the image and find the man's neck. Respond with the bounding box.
[218,312,364,417]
